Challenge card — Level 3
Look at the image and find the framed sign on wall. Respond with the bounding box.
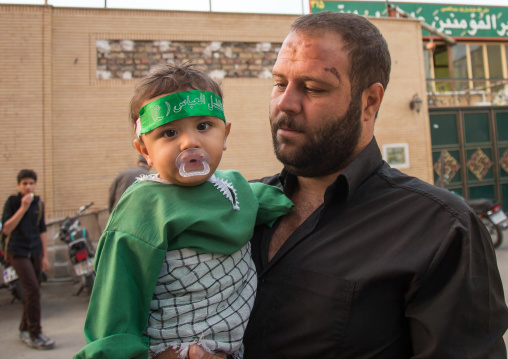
[383,143,410,169]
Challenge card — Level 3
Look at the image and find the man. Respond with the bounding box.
[191,11,508,359]
[108,155,152,212]
[2,169,55,350]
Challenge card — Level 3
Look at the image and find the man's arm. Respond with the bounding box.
[40,232,49,271]
[407,211,508,358]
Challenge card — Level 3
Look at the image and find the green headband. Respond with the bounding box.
[137,90,226,136]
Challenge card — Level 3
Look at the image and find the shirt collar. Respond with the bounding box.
[336,137,383,201]
[277,137,383,203]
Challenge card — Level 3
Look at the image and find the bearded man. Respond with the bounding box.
[190,11,508,359]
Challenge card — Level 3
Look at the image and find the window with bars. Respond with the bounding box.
[424,42,508,107]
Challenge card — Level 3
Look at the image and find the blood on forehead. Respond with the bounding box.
[324,67,341,83]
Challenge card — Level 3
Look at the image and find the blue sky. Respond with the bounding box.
[1,0,506,14]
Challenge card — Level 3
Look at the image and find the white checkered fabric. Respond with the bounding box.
[146,242,256,358]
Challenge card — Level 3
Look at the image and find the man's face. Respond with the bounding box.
[270,30,363,177]
[17,178,36,196]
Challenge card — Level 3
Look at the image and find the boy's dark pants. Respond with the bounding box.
[10,253,42,338]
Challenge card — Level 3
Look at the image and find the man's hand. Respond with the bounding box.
[151,347,180,359]
[152,345,226,359]
[188,345,226,359]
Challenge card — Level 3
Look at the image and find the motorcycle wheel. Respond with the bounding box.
[481,217,503,249]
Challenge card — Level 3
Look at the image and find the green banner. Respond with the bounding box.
[310,1,508,39]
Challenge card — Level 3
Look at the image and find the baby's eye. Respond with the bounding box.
[162,129,178,137]
[197,122,210,131]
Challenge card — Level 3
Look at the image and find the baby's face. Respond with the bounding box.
[140,114,230,186]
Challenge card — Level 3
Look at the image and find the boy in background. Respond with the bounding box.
[2,169,55,350]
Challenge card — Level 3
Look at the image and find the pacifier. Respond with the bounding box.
[175,148,211,177]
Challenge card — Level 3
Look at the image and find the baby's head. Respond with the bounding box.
[129,63,224,126]
[131,63,231,186]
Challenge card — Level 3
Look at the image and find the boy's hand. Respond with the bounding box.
[20,192,34,209]
[42,255,50,272]
[188,345,227,359]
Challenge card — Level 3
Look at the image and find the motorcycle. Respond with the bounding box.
[466,199,508,249]
[1,253,24,303]
[0,221,24,303]
[53,202,96,295]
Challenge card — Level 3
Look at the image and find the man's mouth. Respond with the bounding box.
[274,117,305,138]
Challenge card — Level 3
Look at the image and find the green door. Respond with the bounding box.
[430,107,508,208]
[497,111,508,209]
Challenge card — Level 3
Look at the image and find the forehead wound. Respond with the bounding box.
[324,67,341,83]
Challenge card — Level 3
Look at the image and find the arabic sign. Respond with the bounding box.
[309,1,508,39]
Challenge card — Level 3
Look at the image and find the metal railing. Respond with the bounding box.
[426,79,508,107]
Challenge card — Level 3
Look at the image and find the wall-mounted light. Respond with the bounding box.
[409,94,423,113]
[425,40,436,51]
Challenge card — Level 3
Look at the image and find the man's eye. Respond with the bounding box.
[305,87,324,94]
[274,82,287,90]
[197,122,210,131]
[162,129,178,137]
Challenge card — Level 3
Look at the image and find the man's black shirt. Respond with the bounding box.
[244,138,508,359]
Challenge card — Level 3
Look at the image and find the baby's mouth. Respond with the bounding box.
[175,148,211,178]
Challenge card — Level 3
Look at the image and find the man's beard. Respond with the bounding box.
[270,91,362,178]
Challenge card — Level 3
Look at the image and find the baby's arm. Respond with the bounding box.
[75,230,167,359]
[249,182,294,226]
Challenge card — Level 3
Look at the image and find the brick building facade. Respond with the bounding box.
[0,5,430,218]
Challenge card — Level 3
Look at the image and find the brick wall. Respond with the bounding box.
[96,40,281,80]
[0,5,431,219]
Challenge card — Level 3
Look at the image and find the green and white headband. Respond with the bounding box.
[135,90,226,137]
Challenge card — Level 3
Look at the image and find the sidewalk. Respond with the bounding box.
[0,279,89,358]
[1,230,508,358]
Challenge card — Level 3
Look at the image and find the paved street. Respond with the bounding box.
[1,228,508,358]
[0,279,89,358]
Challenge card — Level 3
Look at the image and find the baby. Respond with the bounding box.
[75,63,293,359]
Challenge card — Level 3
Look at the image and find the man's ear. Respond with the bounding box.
[223,122,232,151]
[133,139,153,166]
[362,82,384,122]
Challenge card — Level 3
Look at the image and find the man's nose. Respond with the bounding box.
[276,83,302,114]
